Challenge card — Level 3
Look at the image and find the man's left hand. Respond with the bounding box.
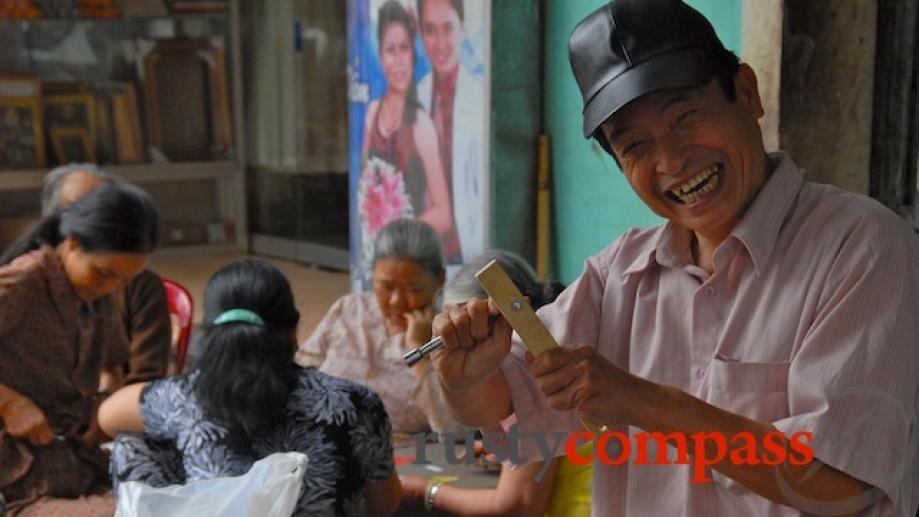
[528,344,648,427]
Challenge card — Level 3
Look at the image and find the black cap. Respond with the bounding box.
[568,0,726,143]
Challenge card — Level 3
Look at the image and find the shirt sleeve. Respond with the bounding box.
[123,271,171,383]
[412,366,470,435]
[774,244,919,513]
[296,296,344,367]
[139,376,187,441]
[348,385,395,482]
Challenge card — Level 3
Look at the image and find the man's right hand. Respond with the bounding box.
[431,298,513,392]
[0,393,53,446]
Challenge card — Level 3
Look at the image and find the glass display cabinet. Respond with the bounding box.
[0,0,247,251]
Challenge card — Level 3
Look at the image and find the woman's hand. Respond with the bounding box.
[1,392,54,446]
[404,306,435,350]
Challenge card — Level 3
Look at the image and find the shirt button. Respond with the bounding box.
[696,367,706,379]
[704,287,715,296]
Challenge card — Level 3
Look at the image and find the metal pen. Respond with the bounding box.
[403,335,443,367]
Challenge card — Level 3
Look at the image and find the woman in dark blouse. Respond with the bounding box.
[0,183,160,515]
[99,259,402,516]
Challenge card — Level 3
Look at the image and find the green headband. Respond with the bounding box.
[213,308,265,327]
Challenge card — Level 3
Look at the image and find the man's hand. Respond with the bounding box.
[431,299,513,392]
[529,344,647,427]
[404,306,435,351]
[1,393,54,446]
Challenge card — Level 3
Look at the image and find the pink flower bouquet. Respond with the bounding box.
[357,156,414,283]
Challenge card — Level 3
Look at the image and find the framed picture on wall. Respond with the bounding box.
[111,82,145,163]
[50,126,96,164]
[139,38,232,162]
[43,93,97,164]
[0,96,45,169]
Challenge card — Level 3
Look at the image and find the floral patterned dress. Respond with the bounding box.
[110,367,394,516]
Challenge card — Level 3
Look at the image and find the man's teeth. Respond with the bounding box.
[670,165,720,203]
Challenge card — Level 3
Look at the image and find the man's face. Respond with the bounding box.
[600,65,768,242]
[59,170,107,207]
[420,0,461,77]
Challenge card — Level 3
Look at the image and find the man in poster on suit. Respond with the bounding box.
[417,0,486,265]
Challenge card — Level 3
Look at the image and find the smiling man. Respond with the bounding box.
[416,0,486,264]
[431,1,919,515]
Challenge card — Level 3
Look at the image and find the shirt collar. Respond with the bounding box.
[621,151,804,277]
[730,151,804,274]
[621,224,693,277]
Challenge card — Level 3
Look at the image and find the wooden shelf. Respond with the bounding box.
[0,161,243,190]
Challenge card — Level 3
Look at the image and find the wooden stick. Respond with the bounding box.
[476,259,606,437]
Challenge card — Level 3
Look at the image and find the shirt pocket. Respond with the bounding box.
[705,358,792,497]
[706,357,791,423]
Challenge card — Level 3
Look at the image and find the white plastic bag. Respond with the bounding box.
[115,452,308,517]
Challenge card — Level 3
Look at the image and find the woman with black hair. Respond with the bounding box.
[0,182,159,515]
[99,259,402,516]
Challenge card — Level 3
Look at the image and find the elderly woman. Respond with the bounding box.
[0,183,159,516]
[297,218,461,435]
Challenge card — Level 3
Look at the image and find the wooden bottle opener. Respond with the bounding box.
[475,259,606,436]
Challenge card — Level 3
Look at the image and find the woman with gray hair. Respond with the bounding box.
[442,249,565,307]
[297,218,463,435]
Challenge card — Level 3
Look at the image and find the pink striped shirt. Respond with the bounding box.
[499,152,919,516]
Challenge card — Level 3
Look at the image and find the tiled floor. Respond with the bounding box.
[150,247,351,342]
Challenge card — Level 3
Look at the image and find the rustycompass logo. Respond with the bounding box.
[411,426,814,483]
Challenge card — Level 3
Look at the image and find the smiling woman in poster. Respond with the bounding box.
[362,0,453,242]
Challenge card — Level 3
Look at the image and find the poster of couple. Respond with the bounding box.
[347,0,491,289]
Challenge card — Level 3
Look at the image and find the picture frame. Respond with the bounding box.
[0,96,45,169]
[50,126,96,164]
[111,83,145,163]
[140,38,232,162]
[43,93,98,165]
[43,92,96,137]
